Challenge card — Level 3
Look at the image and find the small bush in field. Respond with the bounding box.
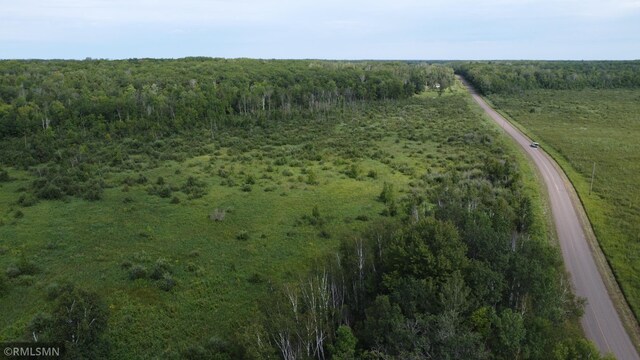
[150,258,173,280]
[209,208,226,221]
[157,273,176,291]
[236,230,249,241]
[128,265,147,280]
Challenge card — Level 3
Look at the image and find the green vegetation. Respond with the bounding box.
[0,59,599,358]
[487,89,640,320]
[459,60,640,324]
[258,90,605,359]
[456,60,640,94]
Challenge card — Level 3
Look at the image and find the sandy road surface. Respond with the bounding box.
[460,77,639,360]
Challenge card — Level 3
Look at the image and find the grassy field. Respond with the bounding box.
[487,89,640,322]
[0,85,565,357]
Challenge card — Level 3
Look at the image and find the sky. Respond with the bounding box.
[1,0,639,60]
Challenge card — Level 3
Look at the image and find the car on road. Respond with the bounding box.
[530,142,540,148]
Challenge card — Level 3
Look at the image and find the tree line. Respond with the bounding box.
[455,61,640,95]
[0,59,454,141]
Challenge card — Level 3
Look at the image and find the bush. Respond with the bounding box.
[306,170,319,185]
[379,182,394,203]
[170,196,180,204]
[136,174,148,184]
[128,265,147,280]
[37,183,64,200]
[157,273,176,291]
[6,258,38,278]
[0,169,10,182]
[0,274,8,296]
[6,264,21,278]
[82,180,103,201]
[236,231,250,241]
[247,273,265,284]
[345,164,359,179]
[241,184,252,192]
[209,209,226,221]
[17,193,38,207]
[182,176,207,199]
[150,258,172,280]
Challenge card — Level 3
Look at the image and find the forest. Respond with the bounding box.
[0,59,609,359]
[455,60,640,95]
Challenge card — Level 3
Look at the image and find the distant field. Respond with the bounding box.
[488,89,640,321]
[1,89,516,357]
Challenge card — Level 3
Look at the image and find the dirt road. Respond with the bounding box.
[460,77,639,360]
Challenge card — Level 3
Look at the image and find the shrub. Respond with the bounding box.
[14,210,24,219]
[37,184,64,200]
[381,199,398,217]
[247,273,265,284]
[136,174,148,184]
[0,274,9,296]
[150,258,173,280]
[241,184,252,192]
[128,265,147,280]
[182,176,207,199]
[82,180,103,201]
[157,273,176,291]
[345,164,359,179]
[170,196,180,204]
[17,194,38,207]
[6,258,38,278]
[367,170,378,179]
[45,282,62,300]
[5,264,20,278]
[236,230,250,241]
[379,182,394,203]
[306,170,319,185]
[209,208,226,221]
[0,169,10,182]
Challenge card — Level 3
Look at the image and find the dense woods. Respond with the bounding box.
[455,61,640,95]
[0,58,453,141]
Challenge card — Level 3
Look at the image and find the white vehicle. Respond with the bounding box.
[530,142,540,148]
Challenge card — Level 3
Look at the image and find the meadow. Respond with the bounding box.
[0,87,477,357]
[487,88,640,322]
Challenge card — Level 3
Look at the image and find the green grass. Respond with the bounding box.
[0,86,570,357]
[487,89,640,322]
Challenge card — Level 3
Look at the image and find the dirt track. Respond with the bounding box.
[460,77,639,360]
